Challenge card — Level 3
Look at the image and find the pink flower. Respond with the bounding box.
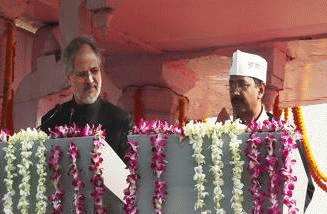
[289,207,299,214]
[127,140,140,153]
[248,120,260,132]
[124,139,140,213]
[125,151,137,161]
[91,175,104,187]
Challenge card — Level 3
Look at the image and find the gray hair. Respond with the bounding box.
[63,36,101,74]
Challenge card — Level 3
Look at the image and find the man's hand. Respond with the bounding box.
[216,107,230,124]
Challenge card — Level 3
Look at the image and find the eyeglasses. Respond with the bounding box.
[73,67,100,78]
[228,81,252,91]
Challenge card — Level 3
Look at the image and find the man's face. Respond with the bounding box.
[229,75,264,122]
[68,44,102,105]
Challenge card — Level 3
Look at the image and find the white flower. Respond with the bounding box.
[3,129,48,214]
[228,124,245,214]
[35,140,47,214]
[210,125,225,213]
[185,119,246,213]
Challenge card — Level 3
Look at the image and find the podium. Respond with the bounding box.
[0,132,308,213]
[130,133,308,213]
[0,137,128,214]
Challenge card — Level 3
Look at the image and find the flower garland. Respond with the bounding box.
[68,142,86,214]
[124,119,181,213]
[35,133,48,214]
[185,120,211,213]
[284,108,290,121]
[124,140,140,214]
[50,124,107,213]
[3,133,16,214]
[18,138,35,214]
[246,132,264,214]
[225,120,246,214]
[90,131,107,213]
[210,122,225,214]
[150,134,168,213]
[247,119,299,214]
[48,145,65,214]
[184,119,246,213]
[132,119,182,135]
[292,106,327,191]
[3,128,48,214]
[265,133,281,213]
[280,127,299,213]
[230,136,245,214]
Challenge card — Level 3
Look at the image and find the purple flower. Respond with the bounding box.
[91,175,104,187]
[248,120,260,132]
[127,140,140,152]
[72,178,85,189]
[124,139,140,213]
[93,138,105,147]
[125,151,138,161]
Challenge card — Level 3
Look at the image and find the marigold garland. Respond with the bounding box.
[284,108,290,121]
[292,106,327,191]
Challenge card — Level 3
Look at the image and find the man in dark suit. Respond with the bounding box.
[40,36,132,161]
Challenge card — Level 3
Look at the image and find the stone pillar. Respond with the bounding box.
[263,44,287,113]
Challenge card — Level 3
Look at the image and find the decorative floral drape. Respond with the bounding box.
[292,106,327,191]
[1,21,15,134]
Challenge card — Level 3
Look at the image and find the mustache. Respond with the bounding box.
[231,96,244,105]
[85,84,97,89]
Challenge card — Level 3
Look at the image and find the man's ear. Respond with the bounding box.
[258,83,265,99]
[66,73,72,86]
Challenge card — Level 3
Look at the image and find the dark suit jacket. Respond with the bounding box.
[40,98,132,161]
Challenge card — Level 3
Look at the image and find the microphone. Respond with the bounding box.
[37,104,63,130]
[69,107,75,125]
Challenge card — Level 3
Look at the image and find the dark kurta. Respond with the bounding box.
[40,98,132,161]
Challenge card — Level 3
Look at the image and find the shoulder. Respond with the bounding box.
[99,100,132,122]
[41,100,73,122]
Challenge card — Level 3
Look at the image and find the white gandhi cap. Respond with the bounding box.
[230,50,268,83]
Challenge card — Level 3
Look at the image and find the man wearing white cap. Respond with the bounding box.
[227,50,314,213]
[228,49,272,125]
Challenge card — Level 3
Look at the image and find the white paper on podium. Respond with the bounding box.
[100,143,129,201]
